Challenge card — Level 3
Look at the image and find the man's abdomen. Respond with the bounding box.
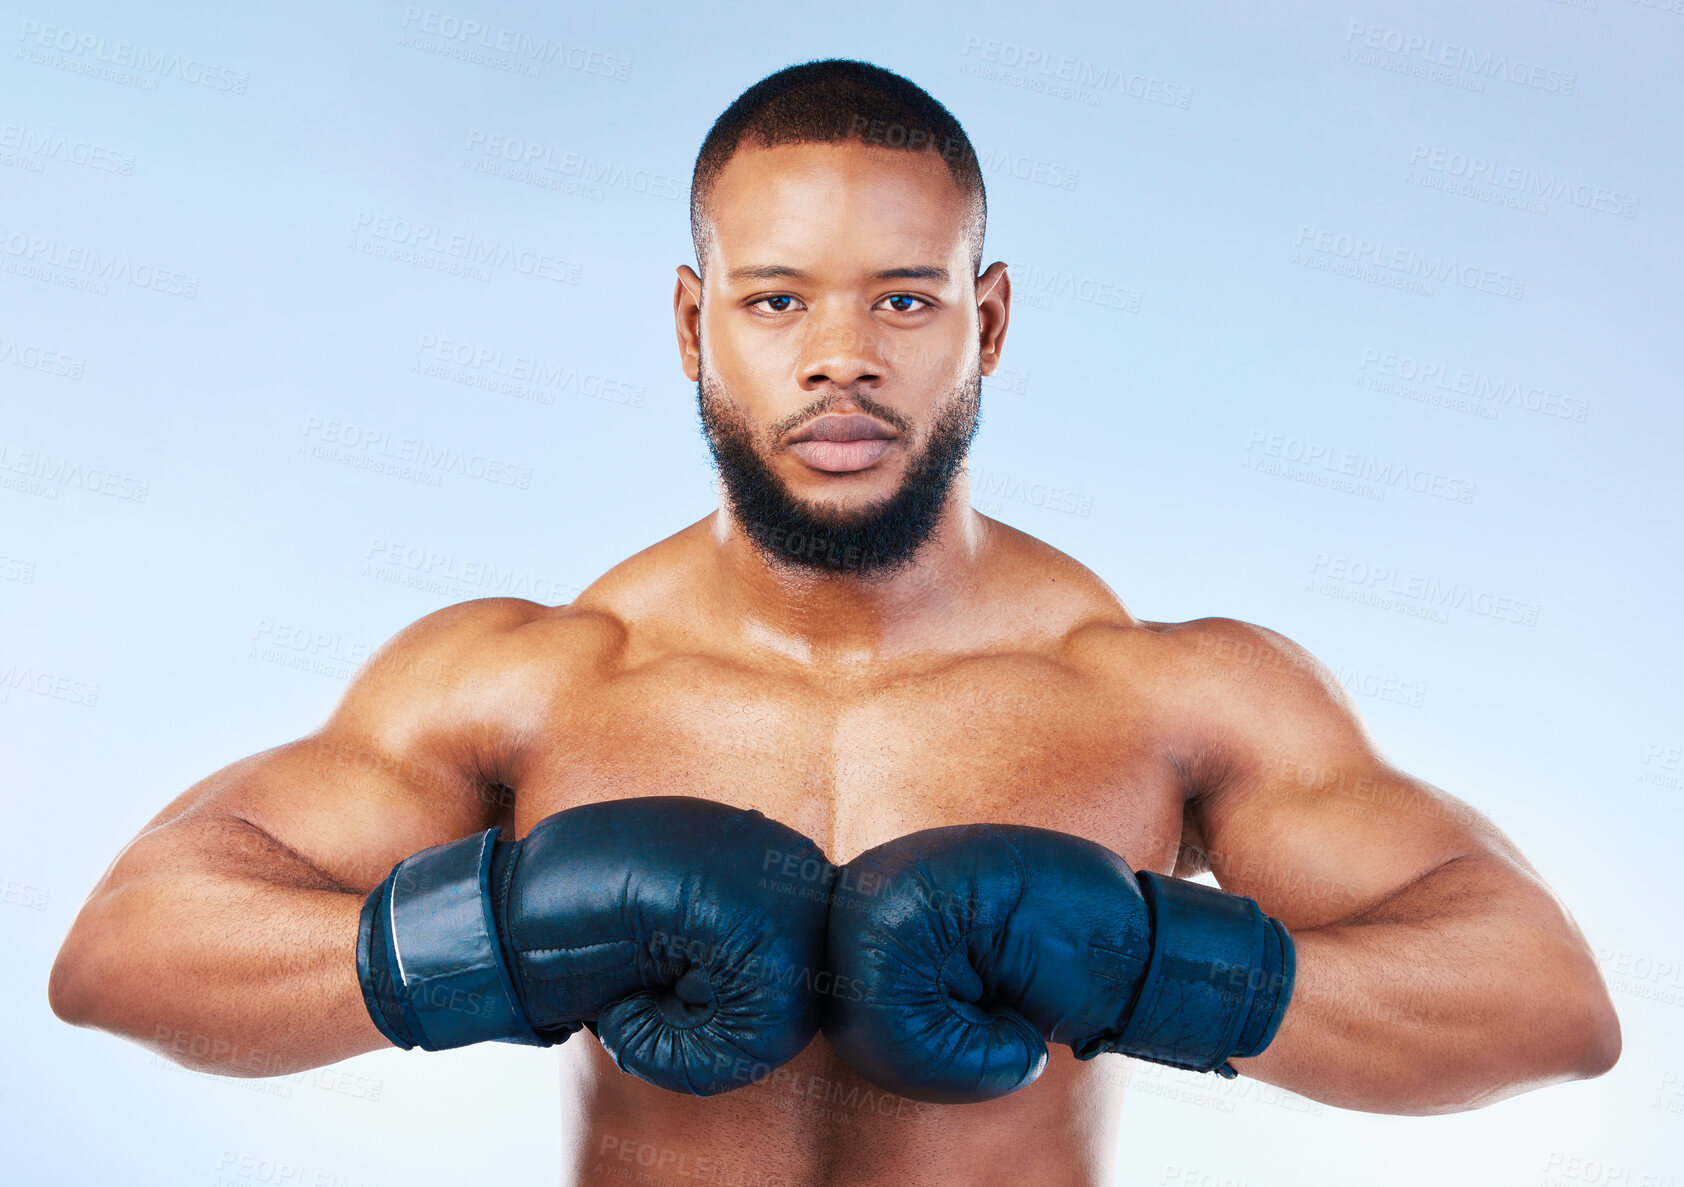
[563,1035,1127,1187]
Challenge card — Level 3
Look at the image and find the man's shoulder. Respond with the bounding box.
[1121,618,1365,802]
[1059,609,1345,733]
[1138,614,1311,661]
[986,527,1277,668]
[1133,616,1338,702]
[386,594,619,644]
[397,518,720,660]
[359,596,632,697]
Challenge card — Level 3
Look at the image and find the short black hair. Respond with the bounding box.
[689,58,987,281]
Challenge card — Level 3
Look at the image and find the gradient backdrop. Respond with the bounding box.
[3,1,1680,1184]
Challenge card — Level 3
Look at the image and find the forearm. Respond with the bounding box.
[1228,853,1620,1113]
[50,826,389,1077]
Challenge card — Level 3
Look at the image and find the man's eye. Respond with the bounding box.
[752,295,797,313]
[881,294,929,313]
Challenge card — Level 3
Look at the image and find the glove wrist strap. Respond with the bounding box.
[1105,871,1295,1077]
[356,868,416,1049]
[355,828,550,1051]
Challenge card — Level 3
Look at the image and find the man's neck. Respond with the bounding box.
[702,486,993,667]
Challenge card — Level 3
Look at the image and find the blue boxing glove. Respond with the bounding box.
[357,796,835,1095]
[823,823,1294,1103]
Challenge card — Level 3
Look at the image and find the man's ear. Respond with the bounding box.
[674,265,703,382]
[975,261,1011,377]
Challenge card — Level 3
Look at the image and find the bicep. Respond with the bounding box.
[1168,619,1501,929]
[1193,758,1494,930]
[157,731,497,893]
[103,601,531,895]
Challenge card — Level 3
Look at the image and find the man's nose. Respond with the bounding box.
[798,308,884,392]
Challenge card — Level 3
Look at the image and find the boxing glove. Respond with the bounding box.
[357,796,835,1095]
[823,823,1294,1103]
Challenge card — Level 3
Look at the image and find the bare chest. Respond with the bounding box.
[509,652,1186,872]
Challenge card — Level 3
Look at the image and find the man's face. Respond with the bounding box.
[681,141,998,578]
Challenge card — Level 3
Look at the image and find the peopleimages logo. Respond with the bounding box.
[0,336,85,380]
[351,211,582,284]
[1243,430,1477,504]
[0,227,199,297]
[973,466,1093,516]
[1309,553,1541,626]
[959,33,1193,108]
[300,415,533,489]
[15,20,250,93]
[1295,226,1525,300]
[363,537,582,606]
[0,123,135,174]
[1357,349,1590,422]
[0,443,149,502]
[977,146,1080,191]
[1341,22,1576,95]
[398,8,630,79]
[1408,145,1638,218]
[464,130,683,200]
[414,333,646,409]
[1008,260,1143,312]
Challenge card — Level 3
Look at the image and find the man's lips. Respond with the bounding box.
[787,414,898,473]
[789,439,895,472]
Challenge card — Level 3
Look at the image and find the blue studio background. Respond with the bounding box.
[3,1,1680,1184]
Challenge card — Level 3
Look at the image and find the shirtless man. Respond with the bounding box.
[48,58,1620,1186]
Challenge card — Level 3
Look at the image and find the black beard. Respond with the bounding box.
[697,366,982,581]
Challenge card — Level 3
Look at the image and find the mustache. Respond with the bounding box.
[766,390,915,443]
